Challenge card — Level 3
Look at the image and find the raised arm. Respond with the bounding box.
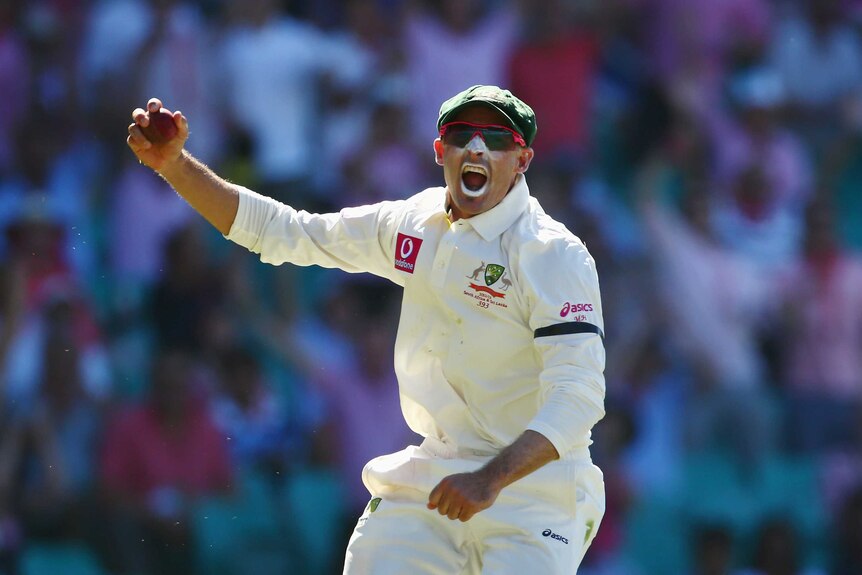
[127,97,239,235]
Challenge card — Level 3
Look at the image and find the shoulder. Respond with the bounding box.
[377,186,446,222]
[509,199,595,269]
[502,202,600,308]
[339,188,435,219]
[407,186,447,210]
[337,187,444,238]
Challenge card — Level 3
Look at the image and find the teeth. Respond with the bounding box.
[462,165,487,176]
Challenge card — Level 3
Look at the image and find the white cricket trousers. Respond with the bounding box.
[342,438,605,575]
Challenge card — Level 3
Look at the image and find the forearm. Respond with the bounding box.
[479,430,558,491]
[427,430,559,521]
[158,150,240,235]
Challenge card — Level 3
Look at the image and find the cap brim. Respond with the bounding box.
[438,101,524,139]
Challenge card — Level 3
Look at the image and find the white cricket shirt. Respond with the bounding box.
[227,175,606,458]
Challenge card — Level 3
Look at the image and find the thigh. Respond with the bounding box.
[343,495,470,575]
[479,463,605,574]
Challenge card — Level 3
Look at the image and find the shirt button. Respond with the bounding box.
[437,261,445,269]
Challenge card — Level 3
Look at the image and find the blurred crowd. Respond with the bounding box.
[1,0,862,574]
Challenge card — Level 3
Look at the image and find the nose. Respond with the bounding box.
[464,133,487,154]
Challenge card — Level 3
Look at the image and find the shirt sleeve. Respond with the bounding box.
[225,186,406,285]
[519,236,606,456]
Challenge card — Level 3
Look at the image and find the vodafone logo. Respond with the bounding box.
[394,233,423,274]
[560,302,593,317]
[400,237,415,259]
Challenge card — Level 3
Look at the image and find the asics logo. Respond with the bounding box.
[542,529,569,545]
[560,302,593,317]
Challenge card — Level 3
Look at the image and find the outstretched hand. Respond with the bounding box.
[427,469,502,522]
[127,97,189,172]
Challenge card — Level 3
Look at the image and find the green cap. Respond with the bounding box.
[437,85,537,147]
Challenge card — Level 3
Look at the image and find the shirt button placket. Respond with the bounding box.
[432,228,459,289]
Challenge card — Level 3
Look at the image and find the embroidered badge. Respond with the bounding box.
[484,264,505,286]
[394,233,423,274]
[464,261,510,309]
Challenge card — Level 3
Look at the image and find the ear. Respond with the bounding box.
[516,147,534,173]
[434,138,444,166]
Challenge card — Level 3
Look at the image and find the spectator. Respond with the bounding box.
[148,222,226,356]
[713,165,802,273]
[0,207,110,406]
[210,346,295,475]
[832,487,862,575]
[687,524,738,575]
[770,0,862,146]
[342,101,429,205]
[217,0,358,202]
[639,0,772,114]
[130,0,225,164]
[99,350,232,575]
[611,335,686,499]
[585,401,637,573]
[20,0,83,114]
[279,279,421,517]
[773,198,862,453]
[636,154,779,463]
[0,417,23,575]
[713,66,813,211]
[817,100,862,251]
[0,110,103,289]
[507,0,602,163]
[402,0,519,145]
[0,259,25,381]
[317,0,404,194]
[5,300,102,540]
[0,1,30,175]
[737,517,824,575]
[108,159,194,307]
[80,0,224,162]
[0,295,104,572]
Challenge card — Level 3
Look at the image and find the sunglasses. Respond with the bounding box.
[439,122,526,151]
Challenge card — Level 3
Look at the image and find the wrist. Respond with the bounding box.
[476,461,509,493]
[156,149,189,180]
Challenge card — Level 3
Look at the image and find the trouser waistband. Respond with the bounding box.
[419,437,592,462]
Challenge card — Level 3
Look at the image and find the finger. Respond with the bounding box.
[446,505,461,521]
[127,134,151,153]
[127,134,148,154]
[147,97,163,112]
[458,510,475,522]
[427,483,443,510]
[132,107,148,126]
[127,124,152,149]
[174,110,189,137]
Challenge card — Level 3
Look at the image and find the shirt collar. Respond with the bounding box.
[449,175,530,241]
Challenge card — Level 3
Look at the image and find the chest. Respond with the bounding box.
[394,217,528,334]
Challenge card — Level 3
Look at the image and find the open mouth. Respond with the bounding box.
[461,164,488,196]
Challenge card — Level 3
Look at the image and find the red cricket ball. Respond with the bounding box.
[141,108,178,143]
